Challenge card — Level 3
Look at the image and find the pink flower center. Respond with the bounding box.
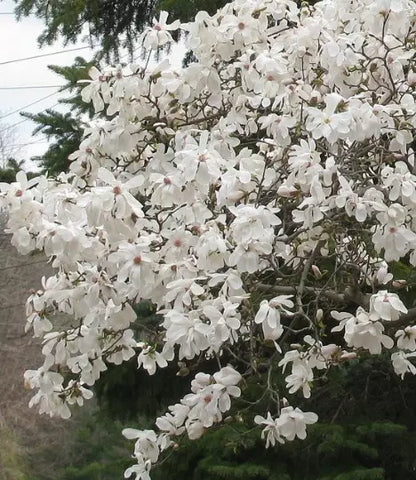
[133,256,142,265]
[15,189,23,197]
[113,186,122,195]
[389,227,397,233]
[163,177,172,185]
[154,24,162,31]
[238,22,245,30]
[174,238,182,247]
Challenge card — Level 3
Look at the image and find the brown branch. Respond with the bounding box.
[256,284,344,304]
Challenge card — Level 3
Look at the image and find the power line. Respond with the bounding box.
[0,85,65,90]
[0,118,30,134]
[0,102,61,134]
[0,45,95,66]
[0,91,61,121]
[6,138,48,148]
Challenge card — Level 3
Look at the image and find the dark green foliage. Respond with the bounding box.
[54,411,132,480]
[0,158,35,183]
[46,59,96,116]
[79,298,416,479]
[24,295,416,480]
[94,301,187,419]
[84,349,416,480]
[22,110,83,175]
[147,354,416,480]
[14,0,157,61]
[324,469,385,480]
[160,0,229,23]
[151,419,416,480]
[94,301,226,419]
[389,260,416,309]
[21,57,93,176]
[94,356,190,420]
[0,167,19,183]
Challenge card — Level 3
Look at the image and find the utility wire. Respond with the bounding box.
[0,45,95,66]
[0,118,30,133]
[0,91,60,120]
[0,85,65,90]
[0,102,61,134]
[7,138,48,148]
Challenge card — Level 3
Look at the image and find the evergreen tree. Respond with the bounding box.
[50,354,416,480]
[149,355,416,480]
[21,57,94,176]
[0,158,34,183]
[22,110,83,175]
[13,0,230,60]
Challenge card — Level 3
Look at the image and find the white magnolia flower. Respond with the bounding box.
[306,93,351,143]
[96,167,144,218]
[332,308,394,354]
[141,11,180,50]
[256,406,318,447]
[137,344,168,375]
[369,291,407,321]
[122,429,160,464]
[285,364,313,398]
[254,412,285,448]
[396,326,416,351]
[391,351,416,379]
[277,406,318,441]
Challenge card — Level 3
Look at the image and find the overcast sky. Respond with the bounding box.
[0,0,184,171]
[0,0,98,169]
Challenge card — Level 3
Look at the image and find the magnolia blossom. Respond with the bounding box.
[255,406,318,447]
[391,351,416,379]
[141,11,180,50]
[255,295,293,343]
[396,326,416,351]
[306,93,351,144]
[137,344,168,375]
[369,291,407,321]
[332,308,394,355]
[4,0,416,477]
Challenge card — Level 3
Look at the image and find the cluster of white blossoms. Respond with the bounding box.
[255,406,318,447]
[4,0,416,477]
[123,366,242,477]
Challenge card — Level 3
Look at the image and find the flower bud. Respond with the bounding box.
[340,352,357,360]
[392,279,407,289]
[316,308,324,323]
[311,265,322,279]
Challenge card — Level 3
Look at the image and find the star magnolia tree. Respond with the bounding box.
[3,0,416,477]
